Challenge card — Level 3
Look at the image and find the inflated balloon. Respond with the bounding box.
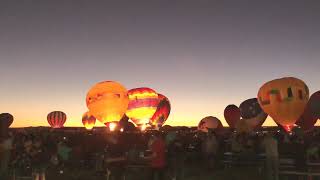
[258,77,309,131]
[239,98,268,129]
[296,91,320,131]
[0,113,14,128]
[308,91,320,119]
[82,112,96,130]
[150,94,171,127]
[126,88,159,126]
[296,108,317,131]
[198,116,223,133]
[47,111,67,128]
[224,105,240,128]
[86,81,129,124]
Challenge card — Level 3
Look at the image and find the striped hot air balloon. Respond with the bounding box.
[126,87,159,126]
[150,94,171,127]
[47,111,67,128]
[82,112,96,130]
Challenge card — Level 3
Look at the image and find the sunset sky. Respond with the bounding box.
[1,0,320,127]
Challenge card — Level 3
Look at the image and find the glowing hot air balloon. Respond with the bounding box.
[47,111,67,128]
[150,94,171,127]
[239,98,268,130]
[198,116,223,133]
[82,112,96,130]
[126,87,159,126]
[224,105,240,128]
[86,81,129,124]
[258,77,309,131]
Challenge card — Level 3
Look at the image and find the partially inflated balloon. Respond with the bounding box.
[239,98,268,129]
[224,105,240,128]
[82,112,96,130]
[258,77,309,131]
[86,81,129,124]
[198,116,223,132]
[47,111,67,128]
[150,94,171,127]
[126,88,159,126]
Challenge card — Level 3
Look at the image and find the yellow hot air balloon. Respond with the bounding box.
[86,81,129,124]
[126,87,159,126]
[257,77,309,131]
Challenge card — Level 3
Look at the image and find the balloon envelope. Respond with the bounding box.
[82,112,96,130]
[0,113,14,128]
[150,94,171,127]
[47,111,67,128]
[198,116,223,132]
[296,91,320,131]
[224,105,240,128]
[126,87,159,126]
[258,77,309,130]
[308,91,320,119]
[239,98,268,129]
[86,81,129,124]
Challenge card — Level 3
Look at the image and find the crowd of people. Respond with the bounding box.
[1,126,320,180]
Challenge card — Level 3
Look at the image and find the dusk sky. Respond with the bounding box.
[1,0,320,127]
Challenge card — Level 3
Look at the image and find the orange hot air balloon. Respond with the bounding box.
[82,112,96,130]
[258,77,309,131]
[150,94,171,127]
[86,81,129,124]
[126,87,159,126]
[198,116,223,133]
[47,111,67,128]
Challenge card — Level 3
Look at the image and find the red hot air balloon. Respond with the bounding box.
[224,105,240,128]
[82,112,96,130]
[126,88,159,126]
[296,91,320,131]
[308,91,320,119]
[47,111,67,128]
[150,94,171,127]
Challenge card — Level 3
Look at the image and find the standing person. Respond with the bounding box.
[0,133,13,179]
[262,133,279,180]
[145,131,166,180]
[201,130,218,170]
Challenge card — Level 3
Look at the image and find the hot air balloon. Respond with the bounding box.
[239,98,268,129]
[47,111,67,128]
[150,94,171,127]
[296,91,320,131]
[258,77,309,132]
[198,116,223,133]
[126,87,159,126]
[0,113,14,128]
[224,105,240,128]
[0,113,14,137]
[82,112,96,130]
[86,81,129,124]
[308,91,320,119]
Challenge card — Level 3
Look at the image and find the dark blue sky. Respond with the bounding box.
[1,0,319,127]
